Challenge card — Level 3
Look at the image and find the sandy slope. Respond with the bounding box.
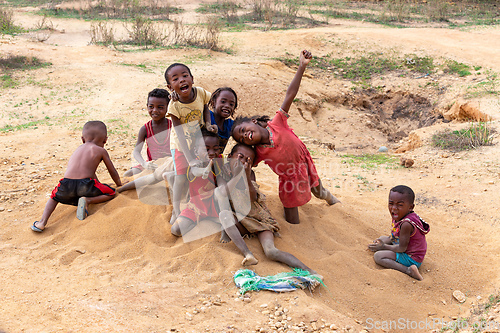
[1,5,500,333]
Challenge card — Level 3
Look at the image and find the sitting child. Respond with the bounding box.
[368,185,430,280]
[215,143,317,274]
[31,121,122,232]
[170,129,222,237]
[118,88,174,194]
[123,88,172,177]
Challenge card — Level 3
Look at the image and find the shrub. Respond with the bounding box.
[432,122,494,151]
[90,21,116,46]
[0,6,15,33]
[126,16,164,48]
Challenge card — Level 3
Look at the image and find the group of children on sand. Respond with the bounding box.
[30,50,430,281]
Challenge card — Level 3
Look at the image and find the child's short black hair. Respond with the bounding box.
[231,115,271,135]
[390,185,415,204]
[200,127,219,140]
[82,120,107,140]
[148,88,170,104]
[191,127,219,151]
[164,63,192,84]
[208,87,238,112]
[229,143,254,157]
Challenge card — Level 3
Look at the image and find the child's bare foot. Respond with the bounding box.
[242,254,258,266]
[220,230,231,243]
[408,265,423,281]
[325,191,340,205]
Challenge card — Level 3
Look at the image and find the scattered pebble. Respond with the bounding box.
[453,290,466,303]
[378,146,388,152]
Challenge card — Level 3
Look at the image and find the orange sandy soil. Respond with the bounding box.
[1,2,500,333]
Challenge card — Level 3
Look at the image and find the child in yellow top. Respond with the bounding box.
[165,63,217,224]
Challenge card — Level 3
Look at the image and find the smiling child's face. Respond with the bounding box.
[196,136,220,162]
[147,96,168,122]
[229,145,255,172]
[166,65,194,101]
[232,120,265,146]
[214,90,236,119]
[388,190,414,222]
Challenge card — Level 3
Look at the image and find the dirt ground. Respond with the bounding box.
[1,3,500,333]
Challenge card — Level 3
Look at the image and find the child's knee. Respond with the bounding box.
[311,185,321,197]
[373,251,389,264]
[263,247,280,261]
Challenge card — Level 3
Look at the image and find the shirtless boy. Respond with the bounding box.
[31,121,122,232]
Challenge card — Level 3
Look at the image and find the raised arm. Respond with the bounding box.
[280,49,312,113]
[102,149,122,187]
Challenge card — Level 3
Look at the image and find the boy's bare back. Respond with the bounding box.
[64,121,121,186]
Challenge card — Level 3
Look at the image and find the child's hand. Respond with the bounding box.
[368,239,384,252]
[170,91,179,102]
[206,124,218,133]
[299,49,312,67]
[189,159,203,168]
[143,161,157,170]
[243,157,252,178]
[202,159,213,179]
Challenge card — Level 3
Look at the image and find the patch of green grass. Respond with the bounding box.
[432,122,494,151]
[484,294,500,311]
[341,153,399,169]
[196,2,242,14]
[182,53,213,64]
[0,5,24,34]
[38,3,182,21]
[403,54,435,73]
[0,56,51,88]
[3,0,51,6]
[0,55,51,71]
[0,117,51,133]
[276,52,401,82]
[1,74,16,88]
[119,63,154,73]
[445,60,471,77]
[466,70,499,98]
[107,118,131,136]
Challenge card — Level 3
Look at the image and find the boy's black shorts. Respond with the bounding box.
[50,178,115,206]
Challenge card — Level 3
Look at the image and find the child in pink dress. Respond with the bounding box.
[231,50,339,224]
